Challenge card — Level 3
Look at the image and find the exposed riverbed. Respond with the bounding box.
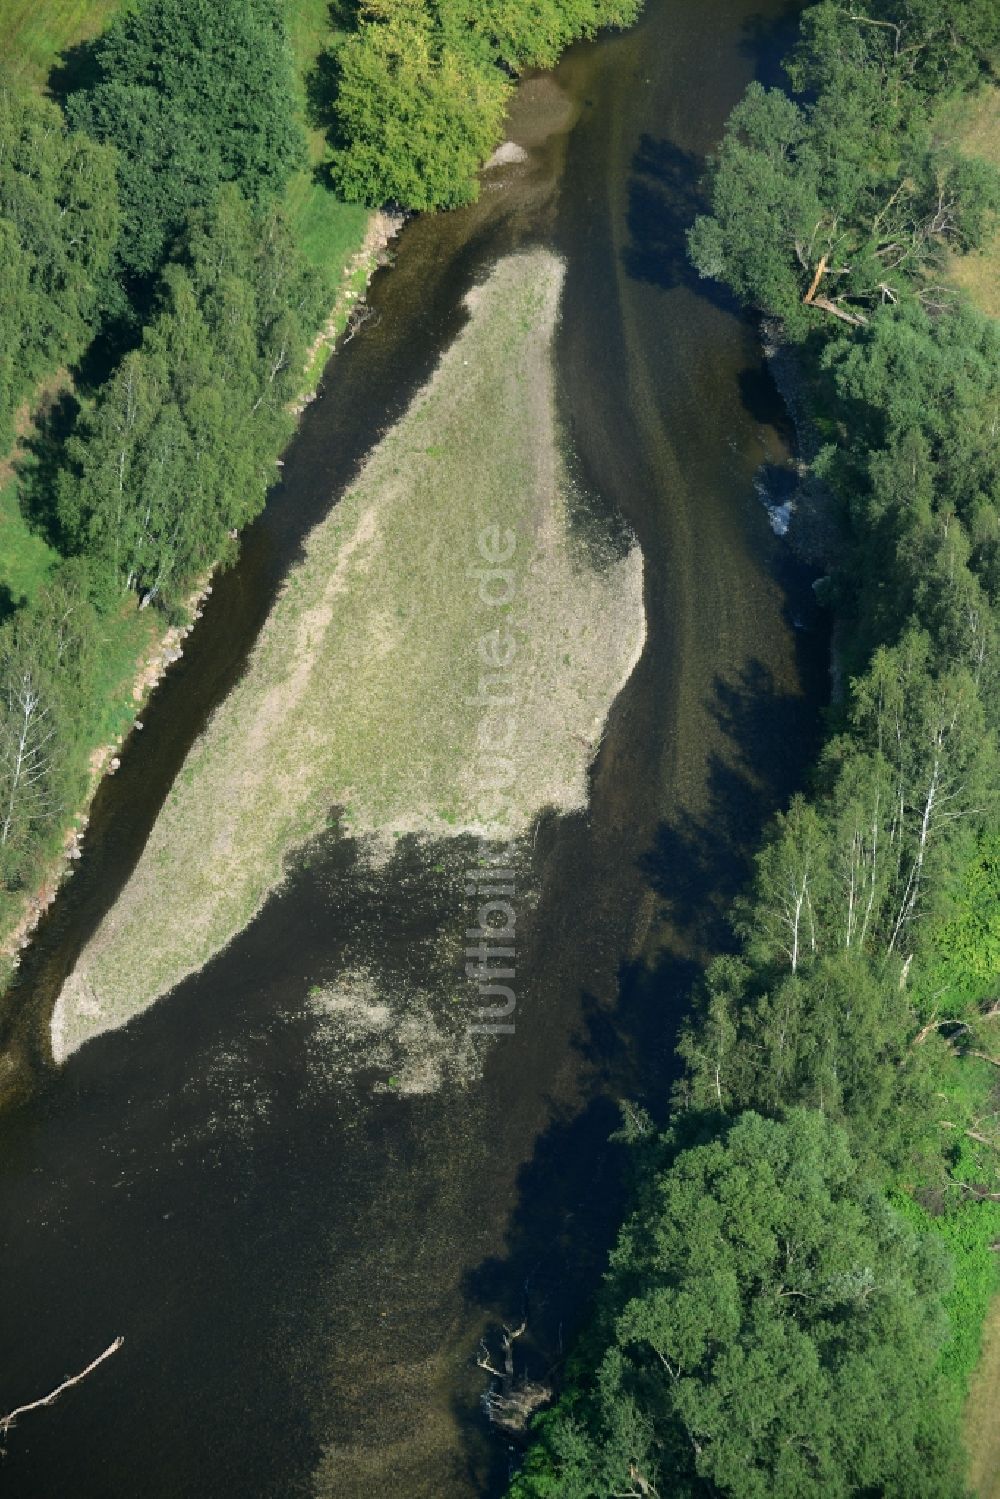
[52,251,645,1059]
[0,1,825,1495]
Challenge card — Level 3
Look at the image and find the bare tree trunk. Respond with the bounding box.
[803,254,829,305]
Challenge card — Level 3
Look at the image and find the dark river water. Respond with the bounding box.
[0,1,824,1494]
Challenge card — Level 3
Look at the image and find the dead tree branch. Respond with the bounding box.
[342,302,380,345]
[1,1338,124,1441]
[803,254,829,306]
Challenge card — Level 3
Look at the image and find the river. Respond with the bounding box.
[0,0,824,1494]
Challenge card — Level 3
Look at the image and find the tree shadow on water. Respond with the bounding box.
[620,133,735,310]
[456,1091,632,1490]
[739,2,802,89]
[641,657,821,945]
[457,655,825,1485]
[738,362,796,445]
[454,955,701,1494]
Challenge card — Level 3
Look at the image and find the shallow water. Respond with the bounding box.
[0,1,824,1494]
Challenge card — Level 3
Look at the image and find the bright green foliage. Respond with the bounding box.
[513,1113,963,1499]
[0,477,58,609]
[0,73,118,451]
[66,0,305,282]
[894,1193,1000,1397]
[327,0,642,208]
[921,834,1000,1008]
[57,190,326,605]
[458,0,643,71]
[328,1,511,210]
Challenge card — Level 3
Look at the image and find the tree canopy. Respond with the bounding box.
[513,1113,963,1499]
[66,0,305,287]
[328,0,511,210]
[326,0,643,208]
[688,1,1000,333]
[0,74,118,451]
[56,190,326,607]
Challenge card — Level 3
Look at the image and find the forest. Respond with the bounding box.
[510,3,1000,1496]
[0,0,635,953]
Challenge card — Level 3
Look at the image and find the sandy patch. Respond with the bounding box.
[484,140,529,170]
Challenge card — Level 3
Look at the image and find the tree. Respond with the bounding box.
[687,84,826,332]
[57,194,324,608]
[66,0,305,287]
[0,73,119,449]
[0,567,98,888]
[676,953,937,1172]
[847,632,996,955]
[513,1112,963,1499]
[325,0,643,208]
[787,2,1000,106]
[328,0,511,209]
[739,796,830,974]
[0,650,59,876]
[688,51,1000,333]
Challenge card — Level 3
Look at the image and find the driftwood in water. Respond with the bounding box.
[476,1319,551,1438]
[342,302,380,344]
[0,1337,124,1441]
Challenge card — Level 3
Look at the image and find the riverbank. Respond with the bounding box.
[51,249,646,1060]
[0,580,206,974]
[0,0,394,1003]
[0,208,409,995]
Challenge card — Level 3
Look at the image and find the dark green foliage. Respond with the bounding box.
[819,305,1000,666]
[512,3,1000,1494]
[513,1113,963,1499]
[326,0,642,208]
[0,562,100,889]
[66,0,306,283]
[0,73,118,453]
[688,0,1000,333]
[56,190,326,606]
[787,2,1000,106]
